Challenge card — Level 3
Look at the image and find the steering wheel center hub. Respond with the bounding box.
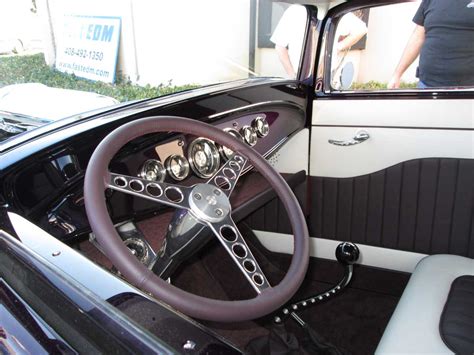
[188,183,231,223]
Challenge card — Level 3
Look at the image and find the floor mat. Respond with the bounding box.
[172,224,409,354]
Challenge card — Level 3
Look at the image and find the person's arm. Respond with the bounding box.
[388,25,425,89]
[275,45,296,79]
[337,19,367,52]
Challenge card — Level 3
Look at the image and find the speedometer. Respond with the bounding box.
[165,154,190,181]
[188,138,220,178]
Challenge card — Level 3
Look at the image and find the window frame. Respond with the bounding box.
[315,0,474,100]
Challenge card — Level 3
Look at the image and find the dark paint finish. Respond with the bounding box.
[0,233,175,354]
[0,280,75,354]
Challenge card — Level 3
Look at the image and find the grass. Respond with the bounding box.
[0,53,199,102]
[352,80,417,90]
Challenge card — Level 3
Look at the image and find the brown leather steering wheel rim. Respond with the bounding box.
[84,116,309,322]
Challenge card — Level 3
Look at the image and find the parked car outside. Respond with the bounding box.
[0,83,119,121]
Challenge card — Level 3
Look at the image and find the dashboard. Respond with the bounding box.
[4,102,305,244]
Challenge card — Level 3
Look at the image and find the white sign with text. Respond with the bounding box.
[56,16,121,83]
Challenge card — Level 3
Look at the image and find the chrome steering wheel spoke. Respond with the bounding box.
[208,215,271,294]
[206,154,247,197]
[107,172,192,210]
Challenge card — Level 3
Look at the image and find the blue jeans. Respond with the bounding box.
[417,80,428,89]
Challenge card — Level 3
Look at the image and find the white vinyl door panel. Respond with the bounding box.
[310,127,474,178]
[313,99,474,129]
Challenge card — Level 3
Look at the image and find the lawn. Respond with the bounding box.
[0,53,199,102]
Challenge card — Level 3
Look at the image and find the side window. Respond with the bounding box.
[257,2,307,79]
[329,1,474,91]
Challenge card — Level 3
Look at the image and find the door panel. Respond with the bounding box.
[310,99,473,259]
[308,0,474,262]
[313,99,474,129]
[309,158,474,258]
[310,127,474,178]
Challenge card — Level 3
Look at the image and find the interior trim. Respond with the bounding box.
[313,124,474,132]
[308,159,474,258]
[7,212,130,300]
[254,229,426,273]
[269,128,309,174]
[312,99,474,129]
[310,127,474,178]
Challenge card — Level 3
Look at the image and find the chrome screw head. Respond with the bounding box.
[215,208,223,216]
[183,340,196,350]
[193,193,202,200]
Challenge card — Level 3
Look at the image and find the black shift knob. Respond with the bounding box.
[335,242,360,265]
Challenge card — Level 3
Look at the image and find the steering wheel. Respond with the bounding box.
[84,116,309,322]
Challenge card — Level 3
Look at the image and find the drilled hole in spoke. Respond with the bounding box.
[146,183,163,197]
[114,176,127,188]
[228,161,240,171]
[232,243,247,259]
[215,176,231,190]
[243,259,256,273]
[234,155,245,164]
[129,180,144,192]
[223,168,237,180]
[220,225,238,242]
[252,273,264,286]
[165,187,184,203]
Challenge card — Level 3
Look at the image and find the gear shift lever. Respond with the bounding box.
[336,242,360,265]
[274,242,360,326]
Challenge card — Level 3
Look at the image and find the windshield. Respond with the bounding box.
[0,1,307,142]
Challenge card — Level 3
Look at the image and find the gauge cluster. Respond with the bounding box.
[132,114,274,183]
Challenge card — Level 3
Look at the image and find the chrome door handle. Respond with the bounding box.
[328,131,370,146]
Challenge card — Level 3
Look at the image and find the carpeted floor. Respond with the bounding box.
[172,223,410,354]
[80,216,410,354]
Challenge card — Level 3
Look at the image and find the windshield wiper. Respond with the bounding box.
[0,118,32,133]
[0,110,51,138]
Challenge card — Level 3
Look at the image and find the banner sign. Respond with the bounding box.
[56,16,121,83]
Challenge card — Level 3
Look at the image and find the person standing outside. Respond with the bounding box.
[270,5,307,79]
[388,0,474,89]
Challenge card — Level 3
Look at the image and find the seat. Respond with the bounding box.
[376,254,474,354]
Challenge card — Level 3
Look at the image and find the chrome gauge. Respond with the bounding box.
[253,116,269,137]
[139,159,166,182]
[240,126,258,146]
[188,138,220,178]
[165,154,190,181]
[219,128,244,160]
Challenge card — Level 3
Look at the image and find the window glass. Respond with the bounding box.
[0,1,307,143]
[330,1,474,91]
[258,1,307,79]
